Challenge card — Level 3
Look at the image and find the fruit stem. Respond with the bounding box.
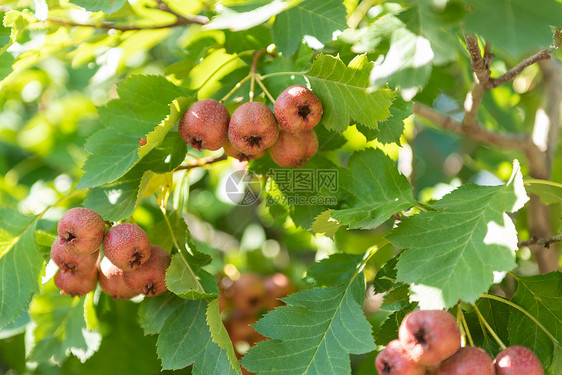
[481,293,559,345]
[220,74,252,103]
[472,303,507,350]
[173,154,228,171]
[458,306,475,347]
[249,51,264,102]
[250,74,256,102]
[197,50,253,92]
[255,76,276,104]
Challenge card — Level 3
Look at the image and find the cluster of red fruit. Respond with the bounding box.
[376,310,544,375]
[179,85,323,167]
[51,207,171,299]
[219,273,294,374]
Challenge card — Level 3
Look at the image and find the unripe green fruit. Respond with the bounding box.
[437,346,494,375]
[98,257,138,300]
[274,85,323,133]
[57,207,105,254]
[51,236,100,275]
[179,98,230,151]
[122,244,170,296]
[102,223,151,271]
[494,346,544,375]
[54,267,98,297]
[269,129,318,168]
[228,102,279,155]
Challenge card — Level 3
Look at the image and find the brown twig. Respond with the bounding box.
[173,155,227,171]
[414,102,550,179]
[464,34,492,87]
[462,35,490,128]
[491,49,554,88]
[518,234,562,248]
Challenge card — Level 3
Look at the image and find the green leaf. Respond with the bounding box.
[366,98,412,145]
[468,298,510,354]
[83,170,150,222]
[524,180,562,206]
[242,273,375,374]
[0,208,43,328]
[547,345,562,375]
[273,0,347,56]
[464,0,562,56]
[508,272,562,371]
[28,283,101,364]
[207,298,241,374]
[374,302,417,346]
[69,301,161,375]
[329,149,415,229]
[0,311,30,339]
[306,54,394,133]
[205,0,294,31]
[370,27,433,101]
[225,25,273,54]
[399,0,463,64]
[77,76,188,189]
[138,293,185,336]
[83,131,187,221]
[373,255,401,294]
[99,75,186,138]
[310,209,341,237]
[389,161,528,309]
[0,53,14,81]
[306,253,364,287]
[156,299,240,373]
[166,253,217,300]
[352,14,404,53]
[69,0,127,14]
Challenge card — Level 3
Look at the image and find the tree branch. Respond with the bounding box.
[462,35,490,127]
[464,34,492,87]
[491,49,554,88]
[173,155,227,172]
[414,102,550,179]
[518,234,562,248]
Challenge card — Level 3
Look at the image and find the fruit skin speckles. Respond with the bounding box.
[274,85,323,133]
[122,244,171,297]
[375,339,426,375]
[228,102,279,156]
[51,237,100,275]
[269,129,318,168]
[54,266,99,297]
[179,98,230,151]
[57,207,106,255]
[98,257,138,300]
[102,223,151,271]
[493,346,544,375]
[437,346,494,375]
[399,310,461,366]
